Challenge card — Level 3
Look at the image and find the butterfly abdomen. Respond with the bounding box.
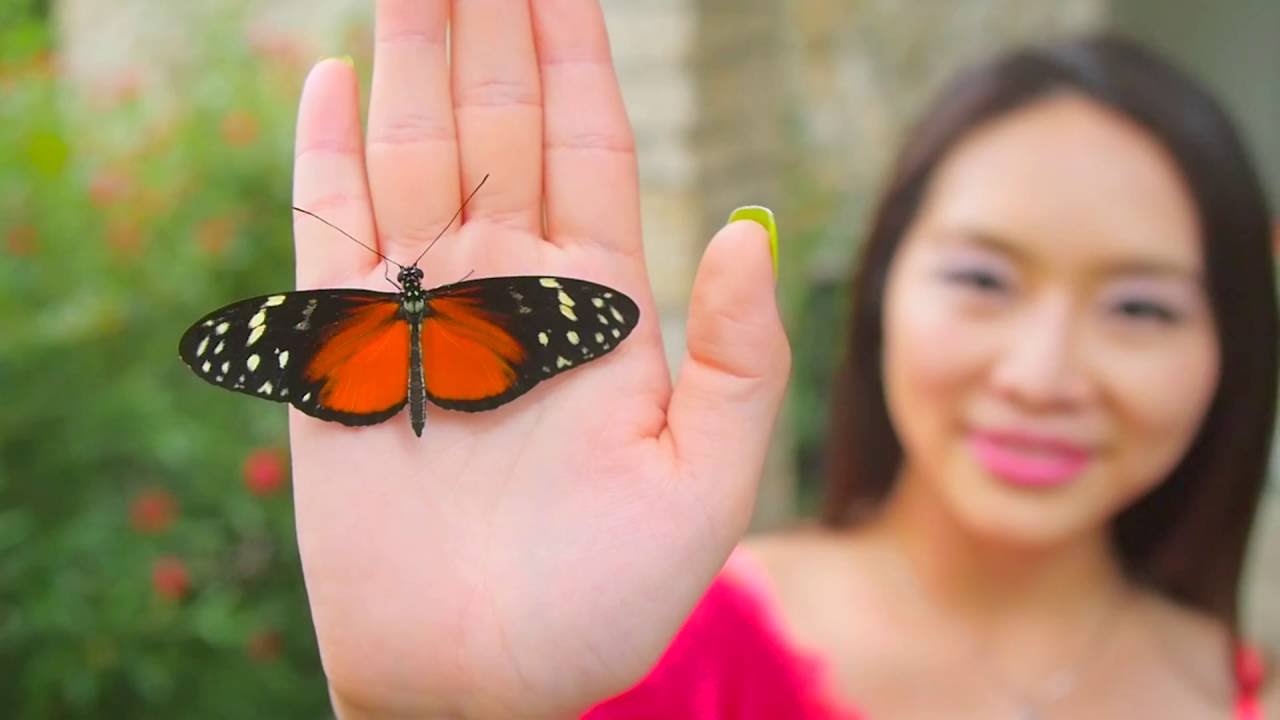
[400,285,429,437]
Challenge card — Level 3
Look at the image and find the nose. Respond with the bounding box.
[989,294,1091,410]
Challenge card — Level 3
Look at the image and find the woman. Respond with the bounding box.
[285,1,1274,717]
[588,34,1277,720]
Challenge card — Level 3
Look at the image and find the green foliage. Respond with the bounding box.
[0,23,336,719]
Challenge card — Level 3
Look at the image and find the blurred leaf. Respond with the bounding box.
[23,129,67,177]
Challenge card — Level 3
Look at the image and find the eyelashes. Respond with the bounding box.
[1108,297,1182,324]
[940,267,1011,294]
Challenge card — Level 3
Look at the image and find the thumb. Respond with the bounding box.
[665,208,791,535]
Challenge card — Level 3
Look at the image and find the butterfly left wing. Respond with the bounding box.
[420,276,640,411]
[178,289,412,427]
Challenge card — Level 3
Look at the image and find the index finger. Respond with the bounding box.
[532,0,641,256]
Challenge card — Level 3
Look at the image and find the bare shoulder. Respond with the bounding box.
[742,524,840,577]
[1130,589,1251,709]
[738,524,885,652]
[740,524,866,597]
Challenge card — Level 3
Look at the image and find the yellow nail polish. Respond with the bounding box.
[728,205,778,278]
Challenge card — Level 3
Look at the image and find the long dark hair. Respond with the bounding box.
[821,34,1277,629]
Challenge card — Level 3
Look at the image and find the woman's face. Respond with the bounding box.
[882,93,1219,547]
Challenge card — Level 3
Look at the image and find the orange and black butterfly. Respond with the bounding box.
[178,186,639,437]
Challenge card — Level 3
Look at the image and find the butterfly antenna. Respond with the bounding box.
[291,206,403,269]
[411,173,489,268]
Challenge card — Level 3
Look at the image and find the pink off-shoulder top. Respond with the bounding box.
[584,551,1267,720]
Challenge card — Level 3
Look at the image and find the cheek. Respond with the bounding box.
[1096,330,1219,486]
[882,273,992,457]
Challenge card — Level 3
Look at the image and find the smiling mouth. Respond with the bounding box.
[968,429,1093,488]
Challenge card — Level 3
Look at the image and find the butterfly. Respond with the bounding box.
[178,187,639,437]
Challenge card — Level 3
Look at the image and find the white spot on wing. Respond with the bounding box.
[591,297,605,308]
[539,278,561,288]
[597,313,609,325]
[566,331,580,345]
[214,340,225,355]
[560,305,577,321]
[538,332,549,346]
[247,325,266,346]
[249,310,267,328]
[278,351,289,368]
[215,322,230,335]
[612,328,621,338]
[263,295,286,307]
[301,392,311,403]
[247,354,260,371]
[201,361,211,373]
[556,356,572,369]
[595,332,605,344]
[221,361,230,374]
[557,290,575,307]
[610,306,625,323]
[257,381,274,394]
[196,337,209,356]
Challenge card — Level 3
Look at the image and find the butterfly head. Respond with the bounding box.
[398,265,425,291]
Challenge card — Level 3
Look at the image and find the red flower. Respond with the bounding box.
[151,556,190,601]
[196,215,237,257]
[130,489,177,534]
[5,225,37,256]
[106,218,144,256]
[246,629,282,661]
[220,110,259,148]
[243,448,288,496]
[88,167,133,207]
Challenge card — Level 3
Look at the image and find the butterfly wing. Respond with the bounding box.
[420,276,640,411]
[178,289,412,426]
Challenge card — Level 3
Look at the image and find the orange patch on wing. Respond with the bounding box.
[422,296,526,401]
[306,299,409,414]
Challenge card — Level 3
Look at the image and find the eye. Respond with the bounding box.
[1111,297,1180,324]
[941,267,1008,293]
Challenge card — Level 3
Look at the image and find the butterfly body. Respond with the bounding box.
[179,266,639,437]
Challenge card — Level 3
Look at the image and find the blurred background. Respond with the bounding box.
[1,0,1275,716]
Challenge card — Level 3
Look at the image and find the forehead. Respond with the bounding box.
[917,93,1201,272]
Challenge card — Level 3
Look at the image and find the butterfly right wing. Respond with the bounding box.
[178,289,412,427]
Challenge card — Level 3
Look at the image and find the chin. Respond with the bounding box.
[939,470,1109,551]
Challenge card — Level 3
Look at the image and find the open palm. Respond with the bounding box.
[289,2,789,718]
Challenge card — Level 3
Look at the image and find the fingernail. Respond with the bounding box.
[728,205,778,279]
[320,55,355,67]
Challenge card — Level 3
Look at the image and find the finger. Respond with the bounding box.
[293,58,378,289]
[451,0,543,234]
[366,0,461,263]
[531,0,641,253]
[665,218,790,533]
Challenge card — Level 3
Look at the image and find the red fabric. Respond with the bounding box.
[585,552,1266,719]
[1234,643,1266,720]
[584,552,860,720]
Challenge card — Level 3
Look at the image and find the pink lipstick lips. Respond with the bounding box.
[970,429,1092,488]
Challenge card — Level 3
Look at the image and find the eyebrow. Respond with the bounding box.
[941,227,1204,283]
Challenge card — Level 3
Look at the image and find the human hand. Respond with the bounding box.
[289,2,789,717]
